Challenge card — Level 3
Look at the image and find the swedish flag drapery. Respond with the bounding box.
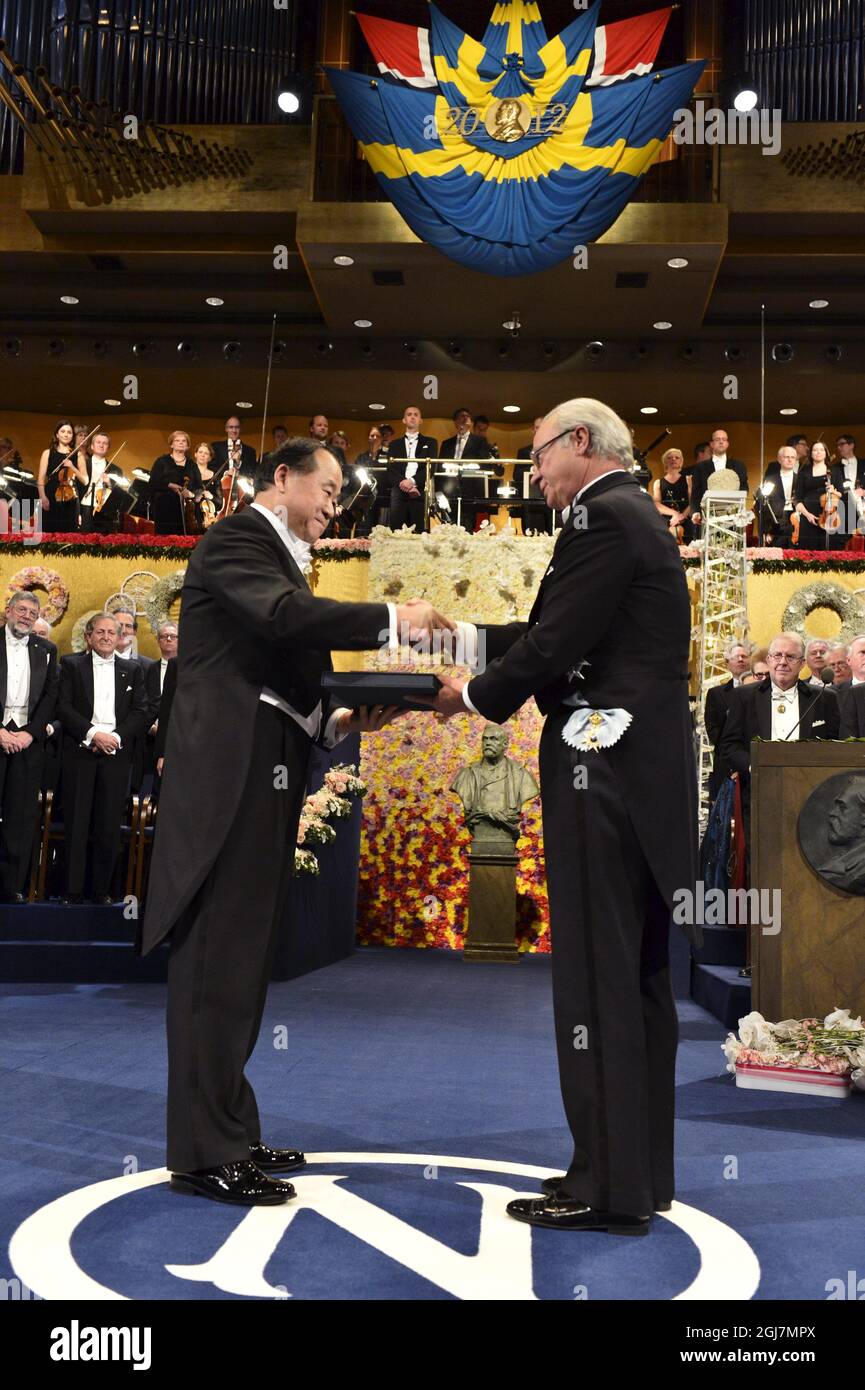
[326,0,704,277]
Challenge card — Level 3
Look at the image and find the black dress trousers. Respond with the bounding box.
[0,727,43,895]
[165,701,311,1173]
[539,711,679,1217]
[389,487,425,532]
[62,742,132,897]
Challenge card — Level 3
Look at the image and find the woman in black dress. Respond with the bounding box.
[794,440,836,550]
[149,430,203,536]
[191,442,220,527]
[652,447,693,543]
[36,420,88,533]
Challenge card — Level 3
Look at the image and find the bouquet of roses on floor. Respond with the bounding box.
[723,1009,865,1090]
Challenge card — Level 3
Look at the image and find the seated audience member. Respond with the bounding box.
[805,638,831,687]
[145,622,178,777]
[154,655,177,778]
[826,644,853,688]
[150,431,203,536]
[387,406,438,532]
[653,447,693,543]
[0,592,58,902]
[719,633,840,786]
[758,446,798,544]
[57,613,148,904]
[31,618,63,792]
[211,415,256,478]
[839,636,865,735]
[690,429,749,527]
[704,641,751,799]
[749,652,769,682]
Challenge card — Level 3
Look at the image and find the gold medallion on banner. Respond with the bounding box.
[484,97,531,143]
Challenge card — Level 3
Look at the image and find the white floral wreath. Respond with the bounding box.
[143,570,186,632]
[782,581,865,648]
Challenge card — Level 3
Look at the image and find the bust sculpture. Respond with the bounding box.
[451,724,539,849]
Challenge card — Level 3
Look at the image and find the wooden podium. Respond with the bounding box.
[752,741,865,1020]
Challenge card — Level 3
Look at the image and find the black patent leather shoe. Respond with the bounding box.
[540,1175,671,1212]
[249,1141,306,1173]
[170,1159,295,1205]
[507,1195,650,1235]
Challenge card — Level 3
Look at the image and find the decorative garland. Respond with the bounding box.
[782,582,865,647]
[5,564,70,624]
[143,570,186,630]
[294,764,368,875]
[0,532,372,562]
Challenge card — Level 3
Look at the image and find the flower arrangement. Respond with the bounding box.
[5,564,70,624]
[723,1009,865,1095]
[293,764,368,875]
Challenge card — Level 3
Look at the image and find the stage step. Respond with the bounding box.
[690,962,751,1031]
[691,925,747,968]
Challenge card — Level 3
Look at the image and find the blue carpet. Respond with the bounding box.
[2,947,863,1301]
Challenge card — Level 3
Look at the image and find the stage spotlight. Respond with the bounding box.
[725,344,744,362]
[277,90,300,114]
[722,71,759,112]
[359,339,374,359]
[772,342,794,363]
[631,343,650,360]
[448,339,463,358]
[585,341,606,362]
[223,341,242,362]
[91,339,109,358]
[678,344,698,362]
[315,340,334,355]
[132,340,153,358]
[3,338,22,358]
[497,341,511,359]
[402,340,418,357]
[541,340,557,360]
[177,341,198,360]
[825,344,843,363]
[47,338,66,357]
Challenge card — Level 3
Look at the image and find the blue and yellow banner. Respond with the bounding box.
[327,1,704,276]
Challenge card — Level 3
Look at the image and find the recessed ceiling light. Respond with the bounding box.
[810,299,829,309]
[354,318,372,328]
[236,401,253,409]
[653,321,672,330]
[780,407,798,416]
[277,91,300,114]
[60,295,79,305]
[334,255,354,267]
[103,398,121,407]
[205,297,224,306]
[503,404,521,413]
[369,402,386,410]
[667,258,689,269]
[640,406,659,415]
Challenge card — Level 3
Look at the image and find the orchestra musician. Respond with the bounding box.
[149,431,203,536]
[37,421,87,533]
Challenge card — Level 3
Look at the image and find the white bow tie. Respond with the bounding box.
[6,633,28,648]
[772,690,793,701]
[92,654,115,667]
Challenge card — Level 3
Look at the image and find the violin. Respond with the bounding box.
[54,455,78,503]
[819,482,843,535]
[181,474,201,534]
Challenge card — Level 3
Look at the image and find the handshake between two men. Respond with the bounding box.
[333,598,471,740]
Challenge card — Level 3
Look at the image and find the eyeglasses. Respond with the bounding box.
[530,426,574,469]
